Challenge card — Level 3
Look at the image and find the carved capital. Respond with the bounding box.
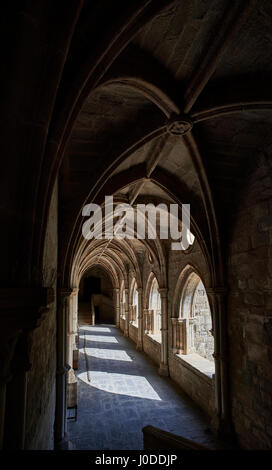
[70,288,79,296]
[171,317,178,323]
[158,288,168,298]
[58,287,73,299]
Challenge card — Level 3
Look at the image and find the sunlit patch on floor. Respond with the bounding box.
[82,348,133,362]
[79,334,118,343]
[78,371,161,400]
[82,326,112,333]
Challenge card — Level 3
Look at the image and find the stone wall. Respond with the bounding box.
[227,153,272,449]
[120,317,125,333]
[167,240,215,415]
[192,285,214,361]
[129,323,138,344]
[169,353,215,417]
[24,181,58,449]
[143,334,161,366]
[138,241,216,417]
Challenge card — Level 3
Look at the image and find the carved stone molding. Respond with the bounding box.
[167,116,193,136]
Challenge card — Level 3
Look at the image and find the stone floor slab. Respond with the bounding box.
[67,323,219,450]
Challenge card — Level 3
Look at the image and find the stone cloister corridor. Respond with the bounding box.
[1,0,272,457]
[68,321,218,450]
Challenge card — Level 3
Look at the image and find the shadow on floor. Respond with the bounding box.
[67,324,225,450]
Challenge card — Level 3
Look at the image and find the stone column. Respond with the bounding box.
[159,288,169,376]
[114,288,120,327]
[67,289,78,385]
[206,287,232,438]
[124,288,129,337]
[128,302,132,324]
[90,295,95,325]
[55,287,72,445]
[72,289,78,349]
[67,295,73,370]
[136,288,143,351]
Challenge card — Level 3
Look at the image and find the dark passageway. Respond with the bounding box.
[78,267,115,325]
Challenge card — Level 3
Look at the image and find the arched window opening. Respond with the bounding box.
[174,272,214,377]
[191,280,213,361]
[146,277,161,342]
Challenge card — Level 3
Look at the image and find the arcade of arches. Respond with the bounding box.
[1,0,272,451]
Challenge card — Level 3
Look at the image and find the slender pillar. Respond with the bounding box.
[114,288,120,327]
[72,289,78,349]
[67,296,73,369]
[136,288,143,351]
[90,295,95,325]
[124,288,129,337]
[67,289,78,384]
[206,287,232,438]
[55,287,72,445]
[159,288,169,376]
[128,302,132,324]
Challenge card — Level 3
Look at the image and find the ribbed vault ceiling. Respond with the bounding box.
[58,0,272,286]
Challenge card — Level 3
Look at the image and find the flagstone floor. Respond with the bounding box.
[67,322,220,450]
